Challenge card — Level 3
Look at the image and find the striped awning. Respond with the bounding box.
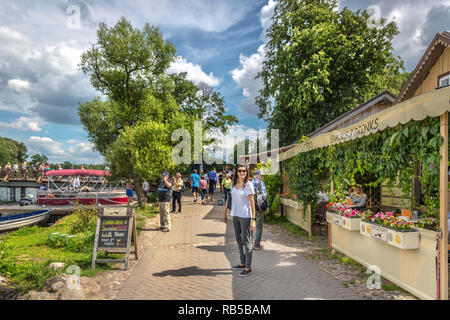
[279,86,450,161]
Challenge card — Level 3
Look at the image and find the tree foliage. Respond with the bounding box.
[257,0,406,145]
[0,137,28,164]
[286,118,443,225]
[78,17,237,204]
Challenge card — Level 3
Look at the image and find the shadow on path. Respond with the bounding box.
[196,233,225,238]
[153,266,232,277]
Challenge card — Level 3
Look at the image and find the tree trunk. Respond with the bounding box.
[133,175,145,207]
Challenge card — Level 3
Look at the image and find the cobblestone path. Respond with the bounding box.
[116,195,361,300]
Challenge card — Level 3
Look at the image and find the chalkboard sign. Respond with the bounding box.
[91,207,138,270]
[98,216,130,249]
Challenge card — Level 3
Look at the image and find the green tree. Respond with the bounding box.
[0,145,12,165]
[0,137,28,164]
[257,0,405,145]
[170,73,237,134]
[79,18,236,205]
[30,154,48,165]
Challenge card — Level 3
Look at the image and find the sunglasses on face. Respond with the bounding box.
[238,170,247,173]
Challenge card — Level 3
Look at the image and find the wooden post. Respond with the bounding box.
[439,112,448,300]
[132,212,138,259]
[329,172,334,251]
[308,205,312,237]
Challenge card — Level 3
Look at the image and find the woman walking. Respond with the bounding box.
[199,175,208,205]
[171,173,184,214]
[223,165,256,277]
[222,174,232,203]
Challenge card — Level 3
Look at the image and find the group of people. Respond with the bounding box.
[153,165,269,277]
[0,161,51,182]
[190,169,235,205]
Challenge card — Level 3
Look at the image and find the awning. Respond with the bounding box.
[279,86,450,161]
[45,169,111,177]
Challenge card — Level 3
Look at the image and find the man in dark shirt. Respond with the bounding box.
[157,172,173,232]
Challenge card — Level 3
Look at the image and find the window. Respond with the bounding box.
[438,74,450,88]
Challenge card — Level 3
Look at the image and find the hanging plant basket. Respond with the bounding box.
[359,220,420,249]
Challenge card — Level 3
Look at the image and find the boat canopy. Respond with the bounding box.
[45,169,111,177]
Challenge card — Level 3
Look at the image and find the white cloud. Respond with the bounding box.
[168,56,221,87]
[25,136,104,164]
[230,45,266,115]
[0,116,42,132]
[7,79,31,92]
[26,136,65,156]
[97,0,255,33]
[259,0,277,39]
[230,0,277,115]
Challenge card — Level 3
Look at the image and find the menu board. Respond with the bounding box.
[381,180,412,209]
[98,216,130,249]
[92,207,138,270]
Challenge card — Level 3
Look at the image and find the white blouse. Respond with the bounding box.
[230,181,255,218]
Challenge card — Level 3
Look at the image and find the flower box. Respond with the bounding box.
[326,211,361,230]
[280,197,303,209]
[359,220,419,250]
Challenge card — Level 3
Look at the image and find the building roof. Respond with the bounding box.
[308,90,396,138]
[396,31,450,103]
[241,90,396,161]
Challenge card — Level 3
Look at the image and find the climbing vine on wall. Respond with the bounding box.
[285,117,443,224]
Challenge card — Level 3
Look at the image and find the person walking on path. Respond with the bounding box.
[223,165,256,277]
[190,170,200,203]
[125,180,134,205]
[157,172,173,232]
[252,169,269,250]
[218,171,224,193]
[208,168,217,203]
[222,174,232,203]
[171,173,184,214]
[142,180,150,202]
[199,174,208,205]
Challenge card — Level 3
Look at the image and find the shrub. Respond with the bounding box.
[70,205,98,234]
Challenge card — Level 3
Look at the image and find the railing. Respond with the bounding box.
[0,169,106,184]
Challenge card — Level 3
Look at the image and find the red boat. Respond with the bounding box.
[38,169,128,206]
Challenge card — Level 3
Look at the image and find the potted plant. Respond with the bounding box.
[360,210,419,249]
[326,202,362,230]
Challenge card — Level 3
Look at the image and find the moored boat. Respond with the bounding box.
[37,169,128,207]
[0,209,51,232]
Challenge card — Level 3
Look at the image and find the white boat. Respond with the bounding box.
[0,209,51,232]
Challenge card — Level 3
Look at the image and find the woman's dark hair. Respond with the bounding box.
[232,164,249,187]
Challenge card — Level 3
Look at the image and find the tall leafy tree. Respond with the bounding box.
[0,137,28,164]
[79,18,236,205]
[257,0,405,145]
[30,154,48,165]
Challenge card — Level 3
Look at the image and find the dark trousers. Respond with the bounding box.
[224,188,230,203]
[172,191,182,212]
[253,210,264,247]
[232,216,253,269]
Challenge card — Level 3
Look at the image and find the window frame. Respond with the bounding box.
[437,72,450,88]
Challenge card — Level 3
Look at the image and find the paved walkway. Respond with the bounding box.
[116,194,361,300]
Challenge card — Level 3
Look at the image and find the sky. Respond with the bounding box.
[0,0,449,164]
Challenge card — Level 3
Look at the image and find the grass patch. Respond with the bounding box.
[264,214,312,238]
[135,205,159,219]
[0,206,119,293]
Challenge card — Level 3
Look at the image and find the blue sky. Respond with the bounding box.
[0,0,449,164]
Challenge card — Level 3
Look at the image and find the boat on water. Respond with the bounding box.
[0,209,51,232]
[37,169,128,207]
